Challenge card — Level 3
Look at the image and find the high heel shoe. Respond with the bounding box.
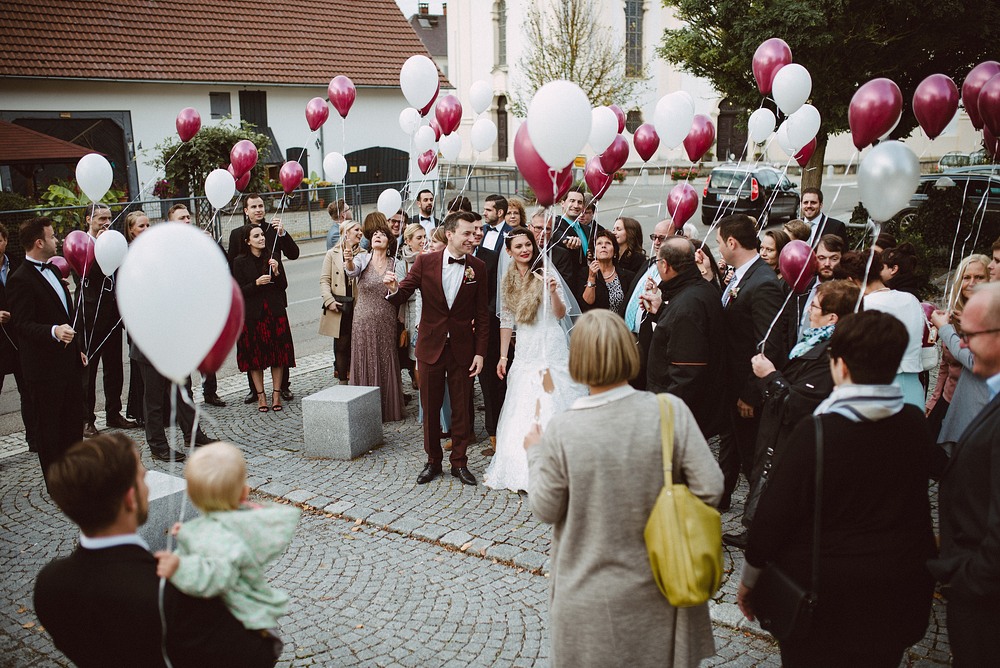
[271,390,283,412]
[256,391,269,413]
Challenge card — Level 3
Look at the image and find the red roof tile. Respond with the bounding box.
[0,0,444,87]
[0,120,101,165]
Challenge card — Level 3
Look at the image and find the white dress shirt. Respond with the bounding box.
[26,258,70,316]
[79,532,151,551]
[442,249,466,309]
[721,254,759,307]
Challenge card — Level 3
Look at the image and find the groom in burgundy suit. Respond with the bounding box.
[385,211,490,485]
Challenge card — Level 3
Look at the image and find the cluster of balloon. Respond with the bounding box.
[328,75,357,119]
[205,168,236,210]
[94,230,128,275]
[683,115,716,162]
[63,230,94,276]
[117,223,235,384]
[584,156,614,200]
[779,240,818,293]
[913,74,959,140]
[279,161,304,195]
[962,61,1000,131]
[418,150,438,175]
[377,188,402,217]
[858,141,920,223]
[400,55,440,117]
[75,153,114,203]
[199,279,245,375]
[513,124,573,207]
[175,107,202,143]
[633,123,660,162]
[323,152,348,184]
[849,78,903,150]
[654,91,695,150]
[667,182,698,229]
[305,97,330,132]
[749,39,819,152]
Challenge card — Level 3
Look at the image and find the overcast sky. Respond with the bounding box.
[394,0,446,17]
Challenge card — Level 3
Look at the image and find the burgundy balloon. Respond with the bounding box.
[778,240,818,294]
[849,78,903,150]
[199,279,245,374]
[49,255,71,280]
[62,230,94,277]
[418,82,440,118]
[920,302,936,347]
[977,73,1000,138]
[913,74,959,140]
[752,38,793,95]
[227,163,251,192]
[435,94,463,135]
[551,165,575,206]
[417,150,438,175]
[666,182,698,229]
[985,126,1000,161]
[175,107,201,143]
[584,156,614,200]
[962,61,1000,130]
[794,138,817,167]
[633,123,660,162]
[609,104,626,134]
[279,161,304,195]
[305,97,330,132]
[599,135,629,174]
[229,140,258,178]
[328,75,357,119]
[683,114,716,162]
[429,118,443,141]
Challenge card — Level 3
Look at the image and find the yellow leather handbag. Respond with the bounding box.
[644,394,723,607]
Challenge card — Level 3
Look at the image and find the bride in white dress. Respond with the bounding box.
[484,228,587,492]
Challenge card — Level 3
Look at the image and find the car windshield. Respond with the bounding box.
[709,170,753,191]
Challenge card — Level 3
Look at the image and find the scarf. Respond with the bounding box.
[813,383,905,423]
[789,324,835,359]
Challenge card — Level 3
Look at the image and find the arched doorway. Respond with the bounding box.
[716,99,749,162]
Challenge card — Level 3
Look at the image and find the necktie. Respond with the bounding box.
[448,256,465,265]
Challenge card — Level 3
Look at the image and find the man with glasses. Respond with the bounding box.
[793,234,844,342]
[529,210,573,282]
[325,199,351,250]
[623,219,673,391]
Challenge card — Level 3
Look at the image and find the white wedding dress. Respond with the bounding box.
[484,286,587,493]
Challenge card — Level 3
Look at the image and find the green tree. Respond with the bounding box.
[658,0,998,190]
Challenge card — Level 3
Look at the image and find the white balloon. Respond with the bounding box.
[471,118,498,153]
[775,121,796,155]
[323,152,348,184]
[858,140,920,223]
[527,80,592,170]
[786,104,821,150]
[439,133,462,161]
[653,92,696,149]
[469,80,493,115]
[400,55,440,111]
[75,153,113,202]
[589,107,619,154]
[117,223,231,384]
[204,168,236,209]
[398,107,421,136]
[94,230,128,275]
[414,126,437,153]
[772,64,812,115]
[747,108,776,143]
[377,189,402,217]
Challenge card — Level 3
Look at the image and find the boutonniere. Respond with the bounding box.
[464,266,476,283]
[730,285,741,300]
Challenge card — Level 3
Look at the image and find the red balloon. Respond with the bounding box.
[49,255,71,280]
[176,107,201,143]
[551,165,575,207]
[609,104,626,133]
[417,150,438,175]
[633,123,660,162]
[794,138,817,167]
[778,240,818,294]
[849,78,903,150]
[328,75,357,119]
[978,73,1000,138]
[752,38,793,95]
[227,163,251,192]
[962,61,1000,130]
[666,182,698,228]
[419,82,440,117]
[435,94,463,135]
[985,126,1000,161]
[683,114,715,162]
[599,135,629,174]
[429,118,443,141]
[230,140,258,178]
[63,229,94,276]
[279,161,304,195]
[913,74,959,140]
[305,97,330,132]
[199,279,245,375]
[584,156,614,201]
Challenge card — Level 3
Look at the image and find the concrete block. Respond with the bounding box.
[140,469,199,553]
[302,385,383,460]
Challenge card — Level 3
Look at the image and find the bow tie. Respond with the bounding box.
[30,260,57,273]
[448,255,466,265]
[483,225,496,234]
[420,217,432,222]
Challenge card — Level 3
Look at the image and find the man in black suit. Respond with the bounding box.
[623,219,673,391]
[0,222,35,451]
[7,217,85,489]
[714,215,786,531]
[800,187,848,247]
[480,194,512,255]
[552,188,605,287]
[929,283,1000,666]
[528,210,574,284]
[471,215,504,455]
[414,189,438,236]
[35,433,276,667]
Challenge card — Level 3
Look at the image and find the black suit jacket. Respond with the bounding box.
[811,214,848,247]
[473,246,502,360]
[227,223,300,270]
[35,544,275,668]
[7,261,82,383]
[0,269,19,375]
[552,217,606,286]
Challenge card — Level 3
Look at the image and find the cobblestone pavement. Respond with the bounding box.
[0,350,952,666]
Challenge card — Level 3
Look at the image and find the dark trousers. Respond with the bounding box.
[139,361,204,451]
[126,362,144,421]
[83,322,124,423]
[478,333,510,437]
[25,376,83,491]
[1,365,36,448]
[947,597,1000,667]
[334,311,354,381]
[202,372,217,396]
[419,343,473,469]
[719,399,762,506]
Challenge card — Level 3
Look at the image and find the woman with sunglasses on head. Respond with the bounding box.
[580,229,635,318]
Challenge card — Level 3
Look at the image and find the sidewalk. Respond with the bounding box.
[0,350,951,666]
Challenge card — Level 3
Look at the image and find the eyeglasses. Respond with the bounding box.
[808,301,823,312]
[959,328,1000,343]
[649,234,668,242]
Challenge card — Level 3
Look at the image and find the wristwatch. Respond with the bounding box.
[586,281,597,288]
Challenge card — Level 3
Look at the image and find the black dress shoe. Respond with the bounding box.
[193,433,214,446]
[204,393,227,407]
[280,388,294,401]
[150,448,186,463]
[451,467,478,486]
[106,414,139,429]
[83,422,100,438]
[722,531,748,550]
[417,464,443,485]
[243,390,256,405]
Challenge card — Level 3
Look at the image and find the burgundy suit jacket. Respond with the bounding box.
[388,250,490,366]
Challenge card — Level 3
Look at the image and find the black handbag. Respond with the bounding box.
[752,416,823,642]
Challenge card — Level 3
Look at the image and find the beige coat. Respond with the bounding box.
[527,387,723,668]
[318,244,364,338]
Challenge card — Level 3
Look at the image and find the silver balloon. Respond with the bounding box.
[857,141,920,223]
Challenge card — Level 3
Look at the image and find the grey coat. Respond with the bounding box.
[527,387,723,668]
[938,324,990,443]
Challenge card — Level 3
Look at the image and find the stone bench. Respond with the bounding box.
[140,469,199,553]
[302,385,383,460]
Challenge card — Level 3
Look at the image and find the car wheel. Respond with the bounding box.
[898,210,918,231]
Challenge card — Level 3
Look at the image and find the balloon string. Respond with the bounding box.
[107,146,184,229]
[268,196,290,274]
[656,160,669,219]
[854,223,879,313]
[83,274,114,357]
[85,316,122,361]
[942,178,972,302]
[757,155,794,231]
[615,160,646,222]
[455,155,480,204]
[758,285,797,353]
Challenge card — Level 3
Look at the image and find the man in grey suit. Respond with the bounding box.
[929,282,1000,666]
